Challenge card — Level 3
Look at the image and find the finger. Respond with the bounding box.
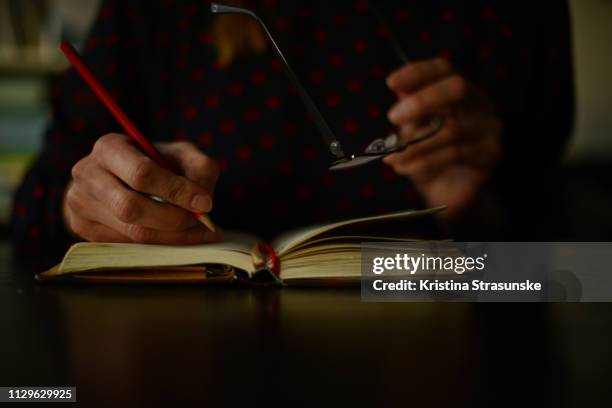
[386,141,496,179]
[386,58,453,93]
[68,182,222,244]
[71,158,198,231]
[157,142,220,195]
[388,75,468,125]
[93,134,212,213]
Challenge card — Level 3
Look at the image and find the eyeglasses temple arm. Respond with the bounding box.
[210,3,345,159]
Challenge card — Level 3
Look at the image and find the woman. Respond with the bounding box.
[11,0,574,256]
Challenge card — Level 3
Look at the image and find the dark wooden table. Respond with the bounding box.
[1,242,611,407]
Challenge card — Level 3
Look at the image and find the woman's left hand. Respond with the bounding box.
[384,58,502,220]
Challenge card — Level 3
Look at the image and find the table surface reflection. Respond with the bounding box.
[1,243,611,407]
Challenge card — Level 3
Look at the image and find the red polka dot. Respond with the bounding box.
[177,18,190,31]
[367,104,382,118]
[259,133,276,149]
[496,64,508,78]
[85,35,100,52]
[30,226,39,239]
[266,95,281,110]
[405,189,417,202]
[344,119,359,134]
[183,3,198,17]
[158,32,170,47]
[359,184,374,199]
[205,94,220,108]
[326,93,341,107]
[220,120,235,135]
[314,29,327,42]
[482,7,495,19]
[295,185,312,200]
[517,48,530,60]
[302,146,316,161]
[292,44,305,57]
[99,5,115,19]
[105,63,118,76]
[236,146,252,161]
[279,160,293,176]
[441,10,455,22]
[199,32,212,45]
[250,70,267,85]
[227,81,243,96]
[335,15,348,27]
[283,122,298,136]
[16,205,27,219]
[501,24,513,38]
[276,17,290,31]
[547,48,559,61]
[244,109,259,122]
[354,0,369,12]
[271,58,283,71]
[255,175,270,189]
[479,47,492,60]
[439,49,454,60]
[70,119,85,133]
[383,167,397,181]
[33,185,44,198]
[173,129,187,139]
[328,54,344,67]
[218,157,229,172]
[371,65,386,77]
[183,105,198,120]
[347,79,363,93]
[191,67,205,81]
[232,186,246,200]
[155,109,169,121]
[199,132,213,146]
[320,173,335,187]
[336,198,352,212]
[352,39,367,53]
[418,31,432,42]
[106,34,119,47]
[398,9,411,22]
[309,69,324,84]
[375,24,388,38]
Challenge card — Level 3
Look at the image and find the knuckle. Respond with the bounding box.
[410,94,425,117]
[69,217,85,236]
[165,181,186,203]
[129,158,155,189]
[111,191,141,223]
[449,75,468,99]
[125,223,153,243]
[71,160,86,181]
[437,57,452,73]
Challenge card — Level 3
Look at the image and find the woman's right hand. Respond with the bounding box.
[62,133,222,244]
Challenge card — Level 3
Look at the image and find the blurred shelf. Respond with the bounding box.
[0,47,67,76]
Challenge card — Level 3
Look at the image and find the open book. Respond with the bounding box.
[38,207,444,285]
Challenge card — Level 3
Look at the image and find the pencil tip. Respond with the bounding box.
[197,213,216,233]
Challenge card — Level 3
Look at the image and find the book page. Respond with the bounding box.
[53,231,260,276]
[272,206,445,256]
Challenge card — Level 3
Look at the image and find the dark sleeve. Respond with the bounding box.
[497,0,574,173]
[452,0,574,239]
[10,0,149,257]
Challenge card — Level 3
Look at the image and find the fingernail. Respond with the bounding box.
[191,194,211,212]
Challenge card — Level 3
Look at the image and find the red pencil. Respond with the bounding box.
[59,41,215,232]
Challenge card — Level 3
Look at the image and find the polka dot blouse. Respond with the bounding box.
[11,0,574,256]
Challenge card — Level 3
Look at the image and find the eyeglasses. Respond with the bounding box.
[210,3,443,171]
